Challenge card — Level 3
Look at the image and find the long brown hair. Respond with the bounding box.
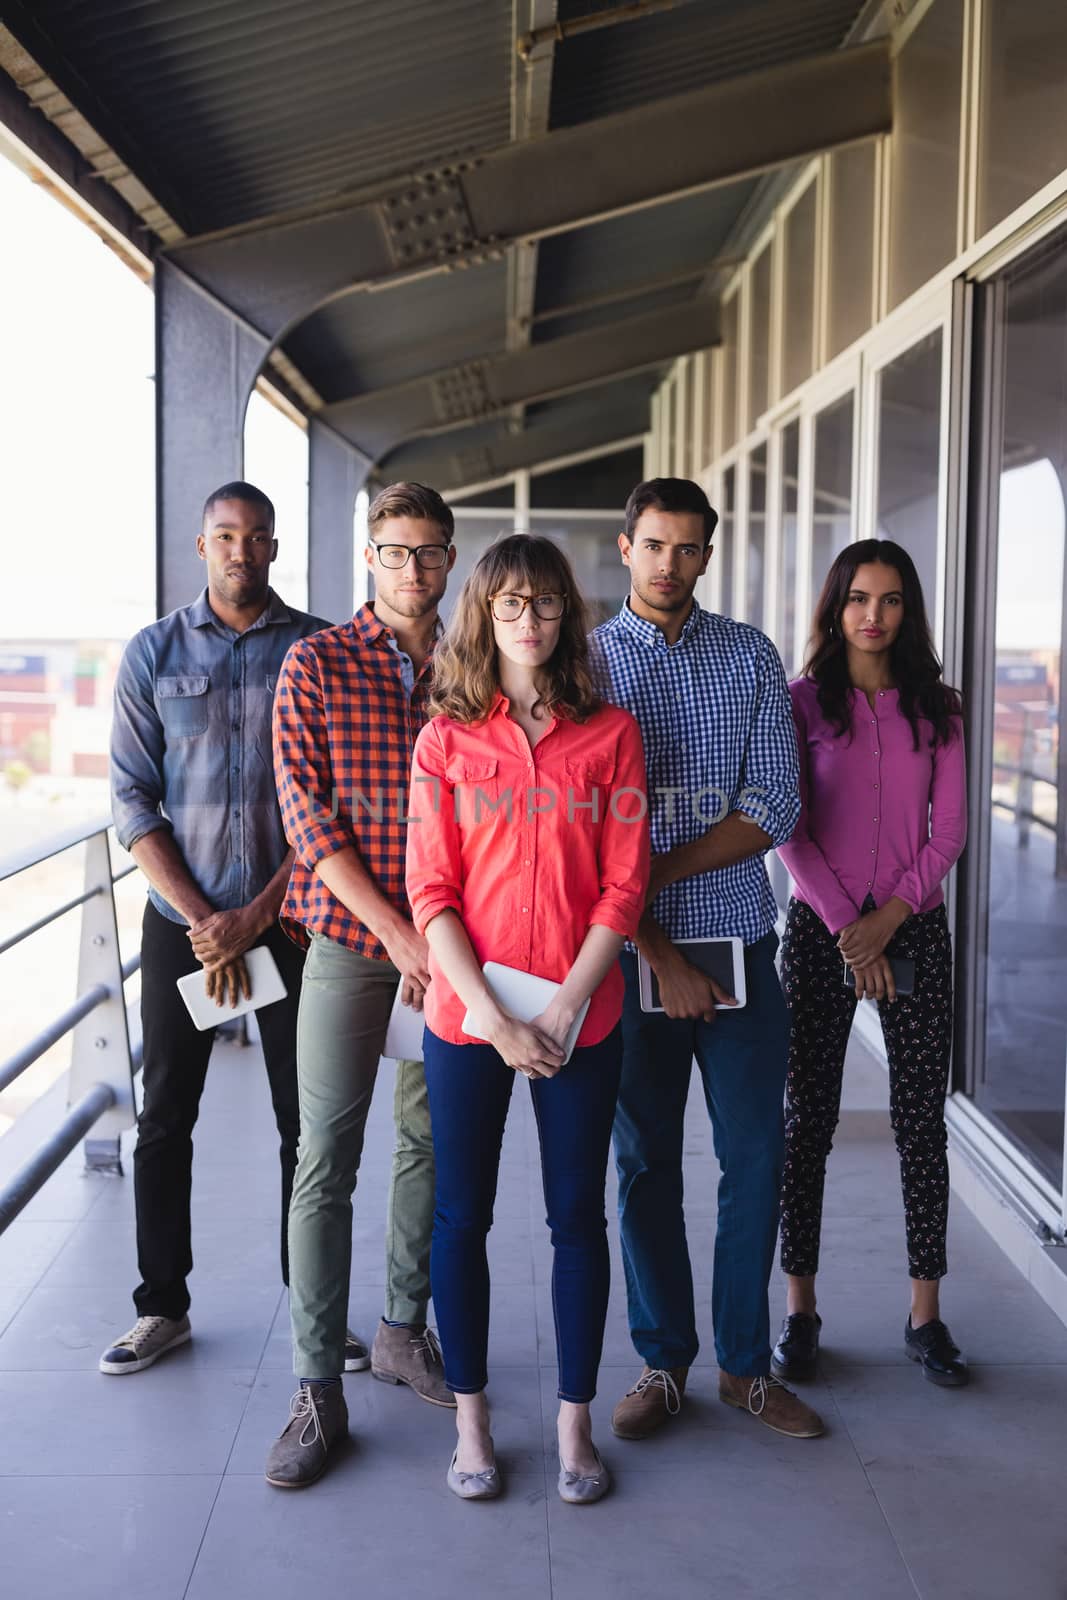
[430,534,601,725]
[805,539,961,749]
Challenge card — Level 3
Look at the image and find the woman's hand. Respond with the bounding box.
[837,898,909,969]
[847,954,897,1003]
[487,1015,565,1080]
[529,998,579,1055]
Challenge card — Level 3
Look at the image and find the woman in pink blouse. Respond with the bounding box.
[774,539,969,1389]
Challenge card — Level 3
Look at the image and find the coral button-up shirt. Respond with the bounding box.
[778,676,967,936]
[405,695,650,1047]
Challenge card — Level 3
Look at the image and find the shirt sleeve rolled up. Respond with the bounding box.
[109,633,172,853]
[272,639,356,868]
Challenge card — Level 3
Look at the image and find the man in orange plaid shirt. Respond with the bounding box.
[266,482,458,1488]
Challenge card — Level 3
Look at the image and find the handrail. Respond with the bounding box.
[0,820,141,1233]
[0,813,113,883]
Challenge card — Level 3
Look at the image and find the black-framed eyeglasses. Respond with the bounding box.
[371,541,450,570]
[490,592,566,622]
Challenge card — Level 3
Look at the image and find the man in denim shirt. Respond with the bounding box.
[101,481,327,1376]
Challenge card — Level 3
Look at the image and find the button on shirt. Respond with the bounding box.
[109,588,328,925]
[405,697,650,1047]
[273,604,438,959]
[778,677,967,935]
[591,601,800,945]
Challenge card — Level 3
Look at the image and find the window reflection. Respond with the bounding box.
[974,230,1067,1187]
[811,394,855,625]
[778,422,800,675]
[876,329,942,611]
[747,445,767,628]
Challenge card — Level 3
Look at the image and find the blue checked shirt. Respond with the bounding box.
[110,588,328,925]
[591,600,800,945]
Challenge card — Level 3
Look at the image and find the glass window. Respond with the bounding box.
[721,291,739,451]
[747,444,767,629]
[704,346,717,466]
[876,328,943,611]
[888,0,964,308]
[783,183,817,396]
[828,143,875,358]
[811,393,855,614]
[979,2,1067,237]
[663,378,676,476]
[748,246,772,430]
[680,359,695,479]
[970,229,1067,1189]
[719,464,737,616]
[778,422,800,675]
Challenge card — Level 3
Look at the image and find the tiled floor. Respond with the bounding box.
[1,1032,1065,1600]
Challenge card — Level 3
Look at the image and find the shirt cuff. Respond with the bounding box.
[735,792,795,849]
[590,903,642,941]
[288,817,359,870]
[114,813,171,853]
[411,889,463,936]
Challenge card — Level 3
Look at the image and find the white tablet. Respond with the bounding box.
[461,962,591,1065]
[637,937,746,1014]
[382,984,427,1060]
[176,944,287,1032]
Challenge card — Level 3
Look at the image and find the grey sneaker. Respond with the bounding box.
[371,1320,456,1407]
[99,1314,191,1375]
[265,1381,349,1488]
[344,1330,371,1372]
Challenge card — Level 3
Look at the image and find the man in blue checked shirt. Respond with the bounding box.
[592,477,825,1444]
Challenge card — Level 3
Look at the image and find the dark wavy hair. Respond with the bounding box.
[804,539,961,749]
[430,534,601,725]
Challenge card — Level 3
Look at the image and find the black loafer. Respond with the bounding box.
[904,1317,969,1387]
[771,1312,822,1381]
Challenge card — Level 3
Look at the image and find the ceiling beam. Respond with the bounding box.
[380,411,648,497]
[166,39,892,343]
[321,297,718,459]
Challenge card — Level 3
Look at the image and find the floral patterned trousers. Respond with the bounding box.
[779,896,953,1281]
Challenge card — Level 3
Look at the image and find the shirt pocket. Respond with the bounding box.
[564,752,616,824]
[157,675,210,738]
[444,755,511,823]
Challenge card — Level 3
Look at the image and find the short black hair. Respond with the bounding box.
[368,480,454,543]
[202,480,276,532]
[623,478,718,548]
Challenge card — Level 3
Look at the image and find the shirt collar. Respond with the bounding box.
[615,595,704,650]
[357,601,443,652]
[188,587,293,631]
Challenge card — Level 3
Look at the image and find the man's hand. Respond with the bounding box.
[382,918,432,1011]
[653,947,738,1023]
[188,904,265,968]
[837,898,909,969]
[204,955,252,1009]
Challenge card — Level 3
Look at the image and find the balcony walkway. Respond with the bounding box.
[2,1030,1066,1600]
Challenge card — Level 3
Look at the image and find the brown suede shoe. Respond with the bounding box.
[265,1381,349,1488]
[370,1320,456,1407]
[718,1371,825,1438]
[611,1366,688,1440]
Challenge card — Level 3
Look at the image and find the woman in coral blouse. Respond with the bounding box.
[406,534,648,1505]
[774,539,969,1390]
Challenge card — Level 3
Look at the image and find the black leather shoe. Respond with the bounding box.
[771,1313,822,1381]
[904,1317,969,1387]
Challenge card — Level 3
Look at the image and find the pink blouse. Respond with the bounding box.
[778,676,967,935]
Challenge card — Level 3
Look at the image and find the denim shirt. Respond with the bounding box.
[110,588,328,925]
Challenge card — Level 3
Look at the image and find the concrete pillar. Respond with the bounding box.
[155,259,267,618]
[308,419,372,623]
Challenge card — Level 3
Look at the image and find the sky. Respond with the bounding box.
[0,151,309,642]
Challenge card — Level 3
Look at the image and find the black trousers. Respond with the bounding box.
[779,896,954,1282]
[133,901,305,1319]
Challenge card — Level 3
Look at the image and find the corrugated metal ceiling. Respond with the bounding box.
[5,0,514,233]
[550,0,867,128]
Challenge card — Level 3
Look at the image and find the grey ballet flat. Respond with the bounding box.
[446,1441,502,1501]
[558,1447,612,1505]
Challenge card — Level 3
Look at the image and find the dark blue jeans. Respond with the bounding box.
[423,1024,622,1402]
[613,937,788,1377]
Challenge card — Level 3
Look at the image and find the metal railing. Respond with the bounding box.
[0,817,140,1234]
